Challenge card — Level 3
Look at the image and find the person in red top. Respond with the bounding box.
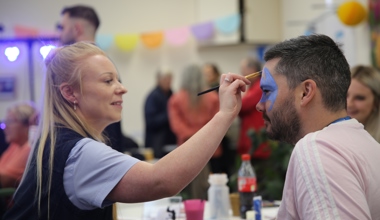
[238,57,270,159]
[168,64,219,199]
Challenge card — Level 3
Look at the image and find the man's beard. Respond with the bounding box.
[263,97,301,145]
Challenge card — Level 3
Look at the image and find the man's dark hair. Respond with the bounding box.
[61,5,100,30]
[264,34,351,112]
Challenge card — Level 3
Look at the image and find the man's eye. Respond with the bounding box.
[263,90,270,94]
[56,23,63,31]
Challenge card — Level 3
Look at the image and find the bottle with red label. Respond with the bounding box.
[238,154,257,219]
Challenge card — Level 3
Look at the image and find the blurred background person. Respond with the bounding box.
[0,129,8,157]
[58,5,130,153]
[58,5,99,45]
[168,64,219,199]
[238,57,271,195]
[0,101,38,188]
[202,62,238,178]
[238,57,269,158]
[347,65,380,142]
[144,67,176,158]
[202,63,221,89]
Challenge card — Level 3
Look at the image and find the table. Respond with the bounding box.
[116,199,279,220]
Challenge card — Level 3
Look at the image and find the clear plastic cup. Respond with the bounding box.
[183,199,205,220]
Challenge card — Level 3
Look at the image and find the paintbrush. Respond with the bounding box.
[197,71,262,96]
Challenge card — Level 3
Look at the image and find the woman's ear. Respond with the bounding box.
[300,79,317,107]
[60,83,77,103]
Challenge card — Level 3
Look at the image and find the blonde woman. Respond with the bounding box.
[347,65,380,142]
[4,42,250,219]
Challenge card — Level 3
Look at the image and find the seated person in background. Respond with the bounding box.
[4,42,250,219]
[0,101,38,188]
[347,65,380,142]
[168,64,219,199]
[0,129,9,157]
[144,67,176,158]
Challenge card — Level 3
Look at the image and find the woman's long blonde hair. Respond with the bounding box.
[351,65,380,142]
[36,42,107,216]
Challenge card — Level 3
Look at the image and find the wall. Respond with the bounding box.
[281,0,370,66]
[0,0,371,146]
[0,0,259,145]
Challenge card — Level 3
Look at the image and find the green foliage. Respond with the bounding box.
[250,128,293,200]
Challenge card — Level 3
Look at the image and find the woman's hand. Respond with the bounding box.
[218,73,251,118]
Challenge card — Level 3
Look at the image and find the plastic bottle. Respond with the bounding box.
[238,154,257,219]
[208,173,231,220]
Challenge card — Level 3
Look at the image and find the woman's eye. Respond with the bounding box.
[105,79,113,84]
[355,96,365,101]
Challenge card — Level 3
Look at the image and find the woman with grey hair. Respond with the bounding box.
[168,64,220,199]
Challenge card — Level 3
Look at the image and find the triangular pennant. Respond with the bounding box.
[13,25,39,38]
[215,14,241,35]
[96,34,114,51]
[190,22,214,41]
[165,27,190,46]
[140,31,164,49]
[114,34,139,51]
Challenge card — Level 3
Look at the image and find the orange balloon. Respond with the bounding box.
[337,1,367,26]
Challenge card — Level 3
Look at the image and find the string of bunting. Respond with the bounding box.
[2,13,240,51]
[96,13,240,51]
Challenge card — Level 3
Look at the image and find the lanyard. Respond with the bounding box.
[329,116,351,125]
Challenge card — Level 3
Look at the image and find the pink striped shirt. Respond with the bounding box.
[277,119,380,220]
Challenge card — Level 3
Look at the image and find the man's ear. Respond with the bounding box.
[300,79,317,107]
[73,21,83,37]
[60,83,77,103]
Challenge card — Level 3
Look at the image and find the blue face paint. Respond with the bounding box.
[259,67,278,111]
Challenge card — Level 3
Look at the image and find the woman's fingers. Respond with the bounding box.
[220,73,251,91]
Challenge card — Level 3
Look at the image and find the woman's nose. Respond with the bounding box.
[117,82,128,94]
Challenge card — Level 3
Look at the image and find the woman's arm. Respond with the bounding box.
[107,73,250,203]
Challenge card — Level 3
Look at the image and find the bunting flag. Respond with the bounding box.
[165,27,190,46]
[114,34,139,51]
[13,25,39,38]
[190,21,214,41]
[215,14,241,34]
[140,31,164,48]
[5,13,241,51]
[96,34,114,50]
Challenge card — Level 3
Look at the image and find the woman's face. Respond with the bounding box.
[202,65,218,84]
[3,111,29,144]
[74,55,127,131]
[347,79,375,124]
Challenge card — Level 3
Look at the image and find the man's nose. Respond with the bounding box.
[256,101,264,112]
